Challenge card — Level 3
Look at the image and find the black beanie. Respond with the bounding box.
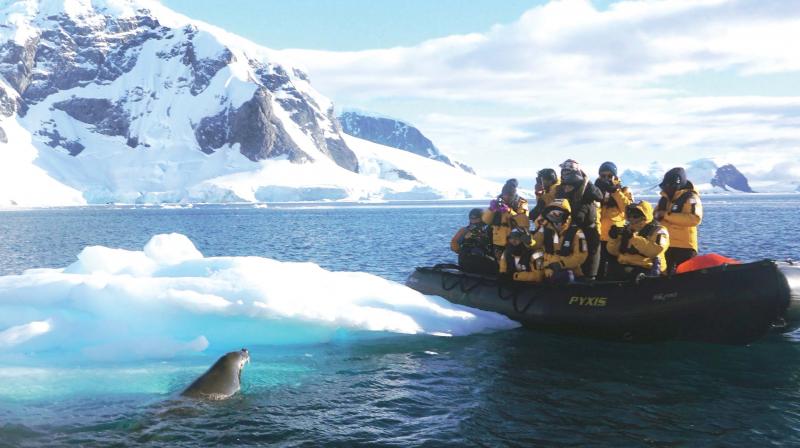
[537,168,558,183]
[502,178,519,196]
[469,208,483,219]
[660,167,688,190]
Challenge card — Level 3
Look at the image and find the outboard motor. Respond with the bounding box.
[777,261,800,332]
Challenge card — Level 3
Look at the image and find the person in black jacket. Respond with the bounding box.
[555,159,603,279]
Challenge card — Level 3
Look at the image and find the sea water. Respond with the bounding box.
[1,195,800,446]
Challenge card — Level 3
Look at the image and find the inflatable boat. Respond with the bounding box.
[406,260,800,344]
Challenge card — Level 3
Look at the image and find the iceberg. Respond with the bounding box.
[0,234,518,361]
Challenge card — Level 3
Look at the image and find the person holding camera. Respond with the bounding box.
[482,178,530,261]
[529,198,588,283]
[594,161,634,279]
[450,208,497,275]
[607,200,669,279]
[555,159,603,279]
[498,229,543,282]
[529,168,560,227]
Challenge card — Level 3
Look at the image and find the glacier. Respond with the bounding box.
[0,0,501,207]
[0,233,519,362]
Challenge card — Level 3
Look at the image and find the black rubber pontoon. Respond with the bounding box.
[406,260,800,344]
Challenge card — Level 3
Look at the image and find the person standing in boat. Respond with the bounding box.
[526,199,588,283]
[655,167,703,274]
[529,168,560,227]
[482,179,530,261]
[555,160,602,279]
[607,200,669,278]
[595,161,634,279]
[450,208,498,275]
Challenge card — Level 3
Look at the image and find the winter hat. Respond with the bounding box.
[660,167,688,190]
[537,168,558,184]
[599,161,618,177]
[559,159,581,173]
[501,178,519,196]
[469,208,483,219]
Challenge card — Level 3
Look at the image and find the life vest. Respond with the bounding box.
[657,183,702,250]
[543,225,581,257]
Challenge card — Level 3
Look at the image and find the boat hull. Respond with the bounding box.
[406,260,800,345]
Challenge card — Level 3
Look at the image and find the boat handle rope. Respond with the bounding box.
[513,291,536,314]
[441,274,461,291]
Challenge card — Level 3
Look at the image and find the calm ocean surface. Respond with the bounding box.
[2,195,800,447]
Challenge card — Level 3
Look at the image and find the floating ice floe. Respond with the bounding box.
[0,234,518,361]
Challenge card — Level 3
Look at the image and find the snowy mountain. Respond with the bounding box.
[339,111,475,174]
[0,0,497,206]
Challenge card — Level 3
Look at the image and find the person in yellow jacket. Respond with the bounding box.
[482,179,530,260]
[529,168,560,226]
[450,208,497,275]
[594,161,634,279]
[498,229,544,282]
[607,200,669,278]
[525,199,588,283]
[654,167,702,274]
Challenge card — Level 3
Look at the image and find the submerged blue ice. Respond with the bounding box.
[0,234,518,362]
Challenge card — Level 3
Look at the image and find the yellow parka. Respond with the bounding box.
[607,201,669,273]
[531,199,588,278]
[530,180,561,225]
[482,197,530,247]
[658,183,702,250]
[599,185,634,241]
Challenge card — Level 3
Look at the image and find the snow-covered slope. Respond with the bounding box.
[0,0,497,206]
[339,110,475,174]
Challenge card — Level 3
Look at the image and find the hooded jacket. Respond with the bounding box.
[555,174,602,230]
[598,183,634,241]
[530,179,561,225]
[482,196,530,247]
[531,199,588,278]
[607,201,669,273]
[657,181,702,250]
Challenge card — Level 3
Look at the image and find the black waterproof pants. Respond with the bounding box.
[598,241,619,280]
[459,253,498,276]
[581,226,601,279]
[666,247,697,274]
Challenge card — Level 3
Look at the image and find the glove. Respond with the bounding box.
[595,178,612,193]
[621,227,634,239]
[609,179,621,192]
[489,199,510,213]
[547,262,563,272]
[608,226,621,239]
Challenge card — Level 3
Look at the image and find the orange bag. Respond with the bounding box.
[676,253,741,274]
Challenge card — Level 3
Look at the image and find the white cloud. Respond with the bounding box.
[282,0,800,178]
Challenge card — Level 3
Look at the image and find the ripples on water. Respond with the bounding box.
[1,195,800,447]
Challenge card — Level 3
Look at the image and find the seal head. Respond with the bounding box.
[181,348,250,400]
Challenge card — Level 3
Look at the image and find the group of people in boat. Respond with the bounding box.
[450,159,703,283]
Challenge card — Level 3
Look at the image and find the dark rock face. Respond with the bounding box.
[0,13,168,105]
[0,4,359,172]
[194,88,309,163]
[0,125,7,144]
[711,164,754,192]
[53,98,132,145]
[339,111,474,174]
[253,63,358,172]
[38,127,85,155]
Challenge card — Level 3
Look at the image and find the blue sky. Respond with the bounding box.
[161,0,800,181]
[162,0,615,50]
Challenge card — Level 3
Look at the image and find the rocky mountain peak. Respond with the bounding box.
[711,164,754,193]
[0,0,358,171]
[339,111,474,174]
